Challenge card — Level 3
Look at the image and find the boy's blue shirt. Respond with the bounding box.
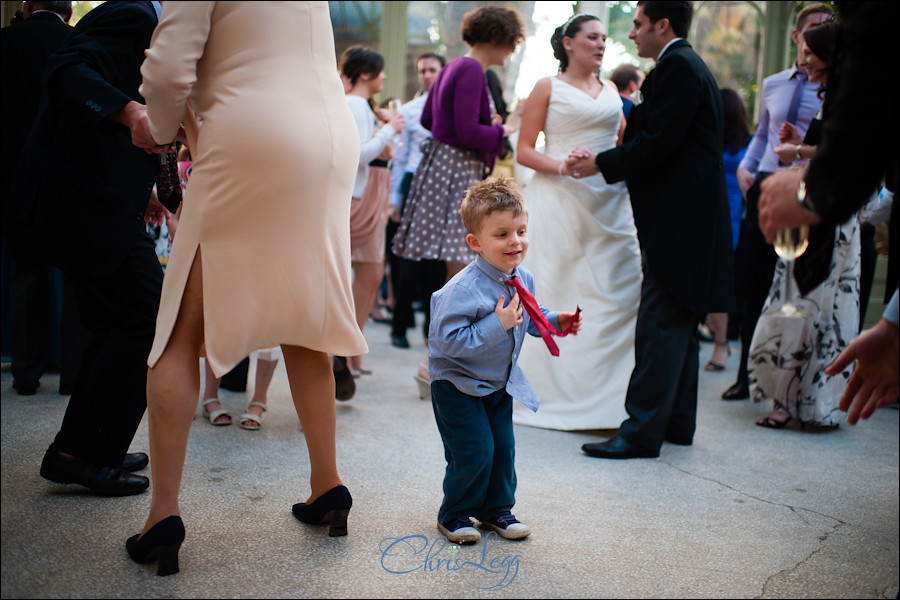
[428,255,561,412]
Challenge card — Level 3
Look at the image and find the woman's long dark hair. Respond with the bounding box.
[720,88,751,154]
[803,21,840,99]
[550,14,600,73]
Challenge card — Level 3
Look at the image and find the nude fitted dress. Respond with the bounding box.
[140,1,367,377]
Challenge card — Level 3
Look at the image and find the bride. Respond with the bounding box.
[512,14,641,430]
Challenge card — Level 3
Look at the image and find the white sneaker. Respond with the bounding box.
[438,518,481,544]
[483,511,531,539]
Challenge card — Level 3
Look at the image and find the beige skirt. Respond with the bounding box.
[350,164,390,264]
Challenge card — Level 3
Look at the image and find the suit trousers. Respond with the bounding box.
[53,234,163,467]
[735,175,778,383]
[10,259,87,389]
[617,267,702,450]
[431,379,516,525]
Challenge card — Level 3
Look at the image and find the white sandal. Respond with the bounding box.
[201,397,232,426]
[414,363,430,400]
[239,402,267,430]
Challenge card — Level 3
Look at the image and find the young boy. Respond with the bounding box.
[428,177,582,544]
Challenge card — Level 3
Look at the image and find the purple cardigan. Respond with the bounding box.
[420,56,506,170]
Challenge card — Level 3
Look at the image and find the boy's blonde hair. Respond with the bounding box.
[460,176,527,235]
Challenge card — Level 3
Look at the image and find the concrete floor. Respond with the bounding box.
[1,317,898,599]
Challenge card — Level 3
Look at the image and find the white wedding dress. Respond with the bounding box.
[513,78,641,430]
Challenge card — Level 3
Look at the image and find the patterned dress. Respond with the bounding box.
[748,218,860,426]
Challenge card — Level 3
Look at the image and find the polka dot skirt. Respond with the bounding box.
[391,138,485,264]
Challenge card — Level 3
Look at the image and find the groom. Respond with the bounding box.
[567,1,733,459]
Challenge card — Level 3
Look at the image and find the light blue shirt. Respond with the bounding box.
[388,93,431,207]
[739,64,821,176]
[428,255,560,412]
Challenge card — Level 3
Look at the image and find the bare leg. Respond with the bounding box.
[241,355,278,427]
[349,260,382,372]
[143,250,205,534]
[281,344,343,503]
[706,312,730,368]
[201,358,229,424]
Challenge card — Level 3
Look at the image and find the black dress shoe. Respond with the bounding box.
[391,336,410,349]
[665,434,693,446]
[582,435,659,459]
[12,380,38,396]
[722,380,749,400]
[121,452,149,472]
[40,444,149,496]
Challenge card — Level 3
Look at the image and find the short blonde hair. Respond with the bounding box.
[460,177,527,235]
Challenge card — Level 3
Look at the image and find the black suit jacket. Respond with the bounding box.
[0,11,73,225]
[594,40,733,315]
[6,1,159,277]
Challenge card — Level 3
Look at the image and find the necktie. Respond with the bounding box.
[785,72,808,126]
[506,276,578,357]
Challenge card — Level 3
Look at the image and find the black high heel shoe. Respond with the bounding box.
[291,485,352,536]
[126,516,185,576]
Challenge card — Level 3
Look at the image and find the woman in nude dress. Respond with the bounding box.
[125,2,367,575]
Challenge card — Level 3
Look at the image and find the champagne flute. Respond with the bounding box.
[387,99,403,148]
[772,225,810,317]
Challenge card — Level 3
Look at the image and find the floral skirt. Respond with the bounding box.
[391,138,483,264]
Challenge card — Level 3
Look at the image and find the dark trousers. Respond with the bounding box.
[54,235,162,467]
[617,268,702,451]
[734,175,778,384]
[10,258,87,389]
[388,172,446,339]
[431,379,516,525]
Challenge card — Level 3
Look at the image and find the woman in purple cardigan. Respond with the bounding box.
[392,5,524,284]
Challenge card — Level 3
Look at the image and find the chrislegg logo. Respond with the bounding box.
[378,531,521,590]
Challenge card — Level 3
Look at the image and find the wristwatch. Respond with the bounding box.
[796,179,816,215]
[794,145,802,161]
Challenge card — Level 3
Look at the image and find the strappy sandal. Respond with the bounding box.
[705,342,731,371]
[201,397,232,426]
[756,415,792,429]
[239,402,267,431]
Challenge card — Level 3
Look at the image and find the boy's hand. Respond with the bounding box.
[559,310,583,335]
[496,292,523,330]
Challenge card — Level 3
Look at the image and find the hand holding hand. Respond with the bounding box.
[558,309,583,335]
[495,292,523,330]
[825,317,900,425]
[565,147,597,179]
[778,121,802,145]
[773,143,800,165]
[116,101,172,154]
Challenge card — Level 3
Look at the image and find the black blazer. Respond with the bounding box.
[0,11,73,221]
[594,40,733,315]
[6,1,159,277]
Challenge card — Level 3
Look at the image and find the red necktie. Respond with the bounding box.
[507,276,578,357]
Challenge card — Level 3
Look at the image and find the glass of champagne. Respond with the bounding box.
[387,99,403,148]
[772,224,810,317]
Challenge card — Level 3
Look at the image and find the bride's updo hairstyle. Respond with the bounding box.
[551,14,600,73]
